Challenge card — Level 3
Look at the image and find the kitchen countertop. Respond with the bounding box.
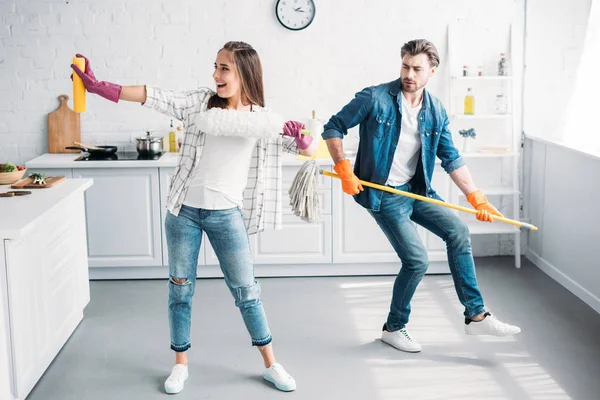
[0,178,93,239]
[25,152,337,169]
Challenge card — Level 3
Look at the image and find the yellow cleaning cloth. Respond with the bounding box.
[297,138,331,160]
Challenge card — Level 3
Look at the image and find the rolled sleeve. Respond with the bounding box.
[142,85,212,123]
[437,107,465,174]
[321,128,344,140]
[321,87,373,141]
[441,155,465,174]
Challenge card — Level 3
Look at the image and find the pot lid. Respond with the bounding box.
[136,131,162,142]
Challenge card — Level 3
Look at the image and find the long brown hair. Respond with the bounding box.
[208,41,265,110]
[401,39,440,68]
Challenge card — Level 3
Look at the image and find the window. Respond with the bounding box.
[561,0,600,155]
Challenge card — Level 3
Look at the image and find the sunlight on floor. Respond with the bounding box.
[339,278,571,400]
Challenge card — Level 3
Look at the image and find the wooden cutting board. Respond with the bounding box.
[48,94,81,153]
[11,176,66,189]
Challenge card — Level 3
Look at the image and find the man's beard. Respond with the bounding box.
[402,79,427,93]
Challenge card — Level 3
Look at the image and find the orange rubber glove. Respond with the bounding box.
[467,189,503,223]
[334,159,364,195]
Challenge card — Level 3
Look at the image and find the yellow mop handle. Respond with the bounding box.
[320,170,538,231]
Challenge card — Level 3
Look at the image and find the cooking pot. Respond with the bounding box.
[136,132,162,156]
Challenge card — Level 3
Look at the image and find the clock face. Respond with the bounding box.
[276,0,315,31]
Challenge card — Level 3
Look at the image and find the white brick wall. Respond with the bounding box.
[1,0,530,256]
[1,0,523,163]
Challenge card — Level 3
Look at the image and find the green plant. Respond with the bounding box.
[30,172,46,185]
[0,162,17,172]
[459,128,476,139]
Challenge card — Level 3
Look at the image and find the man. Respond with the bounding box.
[322,39,520,353]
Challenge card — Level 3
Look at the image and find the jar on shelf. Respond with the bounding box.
[498,53,510,76]
[494,94,508,114]
[477,65,484,76]
[462,65,469,77]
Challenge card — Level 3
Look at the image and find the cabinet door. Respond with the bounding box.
[205,163,334,266]
[0,251,11,399]
[332,183,398,263]
[205,215,332,266]
[73,168,162,267]
[333,167,451,269]
[159,168,205,268]
[4,194,89,399]
[419,167,452,266]
[5,233,46,399]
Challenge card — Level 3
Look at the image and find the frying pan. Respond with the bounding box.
[65,145,118,156]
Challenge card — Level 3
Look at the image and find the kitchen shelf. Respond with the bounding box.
[448,22,523,268]
[461,151,519,158]
[452,113,512,120]
[467,222,520,235]
[451,76,513,81]
[458,186,519,196]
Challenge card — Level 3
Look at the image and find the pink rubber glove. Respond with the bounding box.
[70,54,122,103]
[283,120,313,150]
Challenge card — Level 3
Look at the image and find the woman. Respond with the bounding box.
[71,41,314,394]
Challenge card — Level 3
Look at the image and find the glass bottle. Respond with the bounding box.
[169,120,176,152]
[464,88,475,115]
[498,53,509,76]
[494,94,508,114]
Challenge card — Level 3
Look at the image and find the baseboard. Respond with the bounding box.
[88,261,451,280]
[526,249,600,314]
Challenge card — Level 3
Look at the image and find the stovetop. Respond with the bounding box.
[74,152,164,161]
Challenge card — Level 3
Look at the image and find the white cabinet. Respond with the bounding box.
[417,167,452,263]
[0,262,11,400]
[23,159,455,277]
[206,214,332,266]
[333,166,451,272]
[206,165,333,266]
[256,214,332,264]
[159,168,205,269]
[2,194,90,400]
[332,182,397,264]
[73,168,162,267]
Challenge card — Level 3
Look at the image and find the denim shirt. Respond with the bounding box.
[322,78,464,211]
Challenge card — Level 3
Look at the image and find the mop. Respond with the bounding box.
[289,160,321,222]
[289,160,538,231]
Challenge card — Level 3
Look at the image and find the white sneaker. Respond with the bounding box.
[381,326,422,353]
[465,313,521,336]
[263,363,296,392]
[164,364,189,394]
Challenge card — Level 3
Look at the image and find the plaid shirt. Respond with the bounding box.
[143,86,298,235]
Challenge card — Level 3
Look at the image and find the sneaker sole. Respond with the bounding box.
[381,337,422,353]
[263,374,296,392]
[164,384,184,394]
[465,328,522,336]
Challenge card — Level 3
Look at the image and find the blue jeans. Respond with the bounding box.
[165,205,272,352]
[368,183,485,331]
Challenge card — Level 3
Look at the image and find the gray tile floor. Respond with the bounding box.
[27,257,600,399]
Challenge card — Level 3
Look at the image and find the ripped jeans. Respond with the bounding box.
[165,205,272,352]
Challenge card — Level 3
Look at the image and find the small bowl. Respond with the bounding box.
[0,169,26,185]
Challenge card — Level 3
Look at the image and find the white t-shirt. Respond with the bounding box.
[386,93,423,186]
[183,134,258,210]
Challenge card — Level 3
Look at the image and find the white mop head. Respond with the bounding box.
[288,160,321,223]
[195,107,284,139]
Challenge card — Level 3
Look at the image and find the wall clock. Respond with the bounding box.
[276,0,315,31]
